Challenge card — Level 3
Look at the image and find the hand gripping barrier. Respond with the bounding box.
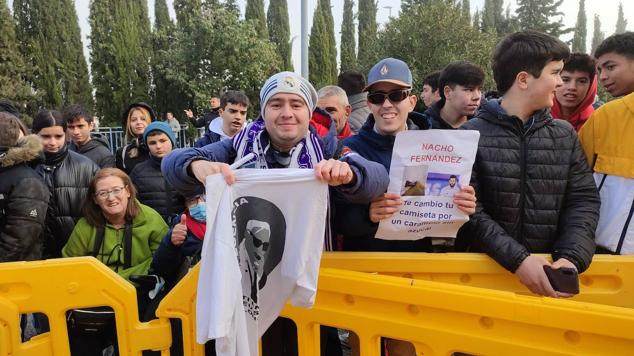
[3,254,634,355]
[0,257,171,356]
[321,252,634,308]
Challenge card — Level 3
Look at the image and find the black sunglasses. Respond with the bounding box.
[367,89,411,105]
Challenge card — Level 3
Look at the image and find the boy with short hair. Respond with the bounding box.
[458,30,600,297]
[578,32,634,254]
[194,90,250,147]
[63,104,115,168]
[420,70,441,108]
[551,53,598,131]
[130,121,185,223]
[423,61,485,129]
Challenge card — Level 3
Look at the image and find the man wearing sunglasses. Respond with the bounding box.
[335,58,477,253]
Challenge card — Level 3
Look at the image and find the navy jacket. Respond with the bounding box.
[194,130,223,148]
[336,112,435,252]
[130,156,185,223]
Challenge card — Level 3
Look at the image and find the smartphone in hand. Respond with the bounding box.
[543,265,580,294]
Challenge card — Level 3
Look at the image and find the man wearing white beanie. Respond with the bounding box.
[162,71,388,203]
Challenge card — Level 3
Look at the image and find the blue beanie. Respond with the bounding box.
[143,121,176,147]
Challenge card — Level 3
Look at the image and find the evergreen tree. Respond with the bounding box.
[615,2,627,34]
[309,0,337,88]
[0,0,37,116]
[401,0,428,12]
[461,0,471,24]
[591,14,605,55]
[13,0,93,110]
[90,0,153,126]
[516,0,569,37]
[245,0,268,39]
[153,0,185,118]
[358,0,378,71]
[571,0,587,53]
[267,0,292,71]
[340,0,357,72]
[174,0,202,29]
[481,0,502,34]
[472,8,481,30]
[224,0,240,17]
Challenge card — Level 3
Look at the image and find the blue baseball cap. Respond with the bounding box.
[364,58,413,92]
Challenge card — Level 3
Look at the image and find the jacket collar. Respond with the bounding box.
[476,99,552,135]
[0,135,43,169]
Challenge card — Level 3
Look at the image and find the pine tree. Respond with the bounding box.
[340,0,357,72]
[267,0,292,71]
[401,0,428,12]
[155,0,172,31]
[245,0,268,39]
[472,8,481,30]
[153,0,184,117]
[13,0,93,109]
[571,0,587,53]
[0,0,36,114]
[90,0,153,126]
[309,0,337,88]
[516,0,569,37]
[358,0,378,71]
[481,0,502,34]
[615,2,627,34]
[461,0,471,24]
[591,14,605,55]
[174,0,202,29]
[224,0,240,17]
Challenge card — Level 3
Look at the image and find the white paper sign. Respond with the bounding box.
[376,130,480,240]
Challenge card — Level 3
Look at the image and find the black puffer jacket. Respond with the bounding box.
[0,136,50,262]
[130,155,184,223]
[457,100,599,273]
[36,145,99,258]
[69,133,115,168]
[116,102,156,174]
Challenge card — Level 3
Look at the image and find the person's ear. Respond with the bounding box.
[443,85,452,100]
[408,92,417,111]
[345,105,352,118]
[516,71,530,90]
[89,121,95,131]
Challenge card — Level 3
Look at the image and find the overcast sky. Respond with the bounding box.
[30,0,634,74]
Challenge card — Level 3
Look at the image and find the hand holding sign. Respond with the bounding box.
[369,193,402,223]
[171,214,188,246]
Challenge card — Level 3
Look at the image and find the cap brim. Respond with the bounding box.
[363,79,412,92]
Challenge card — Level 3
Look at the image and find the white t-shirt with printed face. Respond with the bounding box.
[196,169,328,356]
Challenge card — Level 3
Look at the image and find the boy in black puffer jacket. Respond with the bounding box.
[130,121,184,223]
[457,30,600,298]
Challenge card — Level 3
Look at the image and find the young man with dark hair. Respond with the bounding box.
[195,90,250,147]
[458,30,600,298]
[420,70,441,108]
[552,53,598,131]
[423,61,485,129]
[63,104,115,168]
[579,32,634,255]
[338,70,371,133]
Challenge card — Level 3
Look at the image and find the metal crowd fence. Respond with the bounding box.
[96,124,205,154]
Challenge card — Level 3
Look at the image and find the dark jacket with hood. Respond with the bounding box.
[36,144,99,258]
[424,100,455,130]
[335,112,435,252]
[69,132,115,168]
[457,99,599,273]
[130,155,185,223]
[0,135,50,262]
[116,102,156,174]
[190,110,219,133]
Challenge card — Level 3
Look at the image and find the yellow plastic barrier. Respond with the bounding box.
[0,257,171,356]
[321,252,634,308]
[3,255,634,355]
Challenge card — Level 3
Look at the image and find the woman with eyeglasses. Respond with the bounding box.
[62,168,168,281]
[62,168,168,355]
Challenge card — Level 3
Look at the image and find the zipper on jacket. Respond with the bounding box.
[518,133,530,251]
[615,198,634,254]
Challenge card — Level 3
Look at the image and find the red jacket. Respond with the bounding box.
[310,108,352,140]
[551,75,598,131]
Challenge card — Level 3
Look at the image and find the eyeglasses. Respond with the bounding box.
[367,89,411,105]
[95,186,126,200]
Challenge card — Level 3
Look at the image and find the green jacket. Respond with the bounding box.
[62,203,169,281]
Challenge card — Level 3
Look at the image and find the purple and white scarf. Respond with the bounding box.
[231,118,324,169]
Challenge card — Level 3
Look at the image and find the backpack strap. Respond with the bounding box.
[91,226,106,257]
[123,223,133,269]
